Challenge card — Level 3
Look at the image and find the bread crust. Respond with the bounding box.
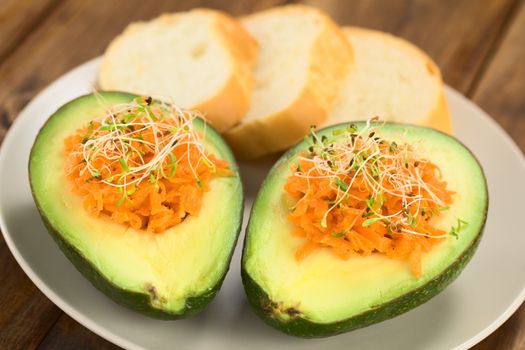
[225,5,353,159]
[98,9,257,133]
[428,90,453,134]
[340,27,453,134]
[193,9,258,132]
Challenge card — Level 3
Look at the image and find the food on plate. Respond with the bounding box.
[327,27,452,133]
[242,120,487,337]
[98,9,257,132]
[97,4,453,162]
[224,6,453,159]
[224,5,353,159]
[29,92,243,318]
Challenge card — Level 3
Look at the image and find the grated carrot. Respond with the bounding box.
[64,96,230,233]
[284,120,456,277]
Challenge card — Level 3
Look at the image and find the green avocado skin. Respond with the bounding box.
[241,122,488,337]
[242,226,484,337]
[39,210,220,319]
[29,92,243,319]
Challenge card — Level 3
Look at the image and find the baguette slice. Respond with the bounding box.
[224,5,353,159]
[99,9,257,132]
[327,27,452,132]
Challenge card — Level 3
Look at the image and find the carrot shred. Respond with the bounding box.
[284,121,455,278]
[64,96,230,233]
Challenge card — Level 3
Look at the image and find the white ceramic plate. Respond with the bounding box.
[1,58,524,350]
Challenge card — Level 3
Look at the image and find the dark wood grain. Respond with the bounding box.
[0,238,62,349]
[470,3,525,349]
[0,0,62,63]
[0,0,523,349]
[471,1,525,151]
[298,0,521,94]
[37,314,118,350]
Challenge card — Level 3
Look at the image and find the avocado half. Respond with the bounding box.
[29,92,243,319]
[242,122,488,337]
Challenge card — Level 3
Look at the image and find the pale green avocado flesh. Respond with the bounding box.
[29,92,243,318]
[242,122,488,337]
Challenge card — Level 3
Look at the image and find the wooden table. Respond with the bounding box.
[0,0,523,349]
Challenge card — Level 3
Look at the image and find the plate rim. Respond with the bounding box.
[1,57,524,350]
